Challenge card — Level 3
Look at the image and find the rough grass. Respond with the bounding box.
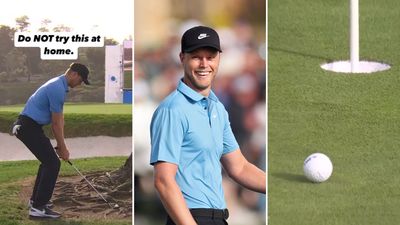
[269,0,400,224]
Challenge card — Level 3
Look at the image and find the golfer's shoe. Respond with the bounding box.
[28,200,54,209]
[29,206,61,219]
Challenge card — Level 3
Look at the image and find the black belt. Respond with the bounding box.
[190,208,229,220]
[18,115,42,128]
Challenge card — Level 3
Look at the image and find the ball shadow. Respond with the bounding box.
[271,172,310,183]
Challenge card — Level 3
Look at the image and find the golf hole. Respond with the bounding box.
[321,60,391,74]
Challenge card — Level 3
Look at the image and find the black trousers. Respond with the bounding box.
[14,115,60,208]
[166,208,229,225]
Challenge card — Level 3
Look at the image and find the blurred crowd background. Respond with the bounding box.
[134,1,266,224]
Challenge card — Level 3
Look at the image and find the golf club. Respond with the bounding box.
[54,147,119,209]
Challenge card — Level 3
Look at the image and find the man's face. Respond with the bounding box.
[180,48,220,95]
[70,72,83,88]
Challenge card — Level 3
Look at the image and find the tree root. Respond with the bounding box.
[52,155,132,218]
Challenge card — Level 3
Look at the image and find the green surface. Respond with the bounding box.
[0,157,131,225]
[269,0,400,224]
[0,103,132,115]
[0,103,132,137]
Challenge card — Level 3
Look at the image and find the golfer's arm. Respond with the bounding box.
[221,149,266,193]
[154,162,197,225]
[51,112,66,149]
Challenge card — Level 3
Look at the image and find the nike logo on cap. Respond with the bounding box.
[198,33,210,39]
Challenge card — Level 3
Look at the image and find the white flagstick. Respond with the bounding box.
[321,0,390,73]
[350,0,359,72]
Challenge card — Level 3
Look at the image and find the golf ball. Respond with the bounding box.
[303,153,333,183]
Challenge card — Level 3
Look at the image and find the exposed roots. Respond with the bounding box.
[52,157,132,219]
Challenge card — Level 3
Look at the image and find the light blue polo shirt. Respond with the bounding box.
[150,79,239,209]
[21,75,68,125]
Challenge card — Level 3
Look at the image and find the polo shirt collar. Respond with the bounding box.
[177,79,218,102]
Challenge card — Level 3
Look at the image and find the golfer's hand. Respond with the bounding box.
[55,146,70,161]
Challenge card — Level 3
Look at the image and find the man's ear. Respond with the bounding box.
[179,52,184,63]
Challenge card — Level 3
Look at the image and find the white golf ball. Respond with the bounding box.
[303,153,333,183]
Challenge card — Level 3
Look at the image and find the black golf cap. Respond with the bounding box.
[69,63,90,85]
[181,26,222,53]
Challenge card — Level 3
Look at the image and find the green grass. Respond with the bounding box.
[0,103,132,115]
[0,103,132,137]
[0,157,131,225]
[269,0,400,224]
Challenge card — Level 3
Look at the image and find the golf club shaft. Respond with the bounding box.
[67,160,114,208]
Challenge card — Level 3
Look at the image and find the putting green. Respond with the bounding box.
[269,0,400,224]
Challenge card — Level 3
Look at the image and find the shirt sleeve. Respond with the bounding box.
[150,107,185,165]
[47,84,65,113]
[222,109,240,155]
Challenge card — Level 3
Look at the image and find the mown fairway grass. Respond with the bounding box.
[0,157,130,225]
[0,103,132,114]
[0,103,132,137]
[269,0,400,224]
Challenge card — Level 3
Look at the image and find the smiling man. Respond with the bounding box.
[12,62,89,219]
[150,26,266,225]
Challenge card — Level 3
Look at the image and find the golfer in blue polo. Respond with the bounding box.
[12,63,90,219]
[150,26,266,225]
